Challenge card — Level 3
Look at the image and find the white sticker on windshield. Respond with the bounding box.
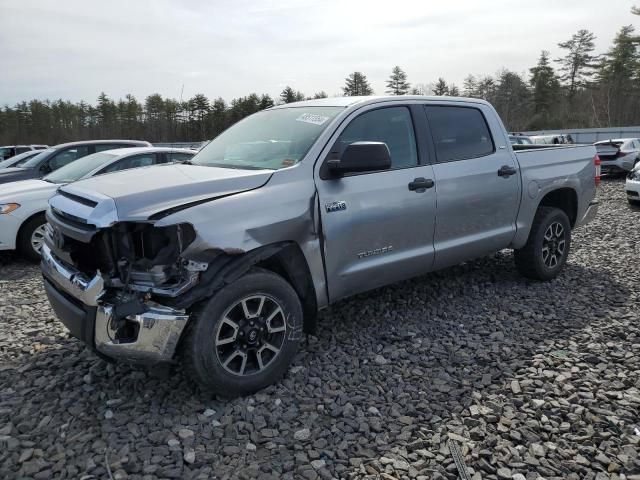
[296,113,330,126]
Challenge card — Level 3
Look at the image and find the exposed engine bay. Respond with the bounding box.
[55,220,206,298]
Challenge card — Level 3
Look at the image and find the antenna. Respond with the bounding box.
[180,84,184,104]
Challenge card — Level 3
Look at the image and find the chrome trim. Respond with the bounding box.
[95,303,189,363]
[576,200,598,228]
[41,244,104,306]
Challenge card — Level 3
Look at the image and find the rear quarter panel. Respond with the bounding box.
[511,145,597,249]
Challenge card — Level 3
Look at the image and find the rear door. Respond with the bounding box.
[315,104,437,302]
[425,103,520,269]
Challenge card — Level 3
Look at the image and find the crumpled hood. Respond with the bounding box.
[54,163,273,222]
[0,167,40,185]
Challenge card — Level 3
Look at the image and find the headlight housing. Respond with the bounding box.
[0,203,20,214]
[628,170,640,181]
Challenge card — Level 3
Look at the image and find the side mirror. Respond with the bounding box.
[327,141,391,176]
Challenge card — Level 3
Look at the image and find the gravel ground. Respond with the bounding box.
[1,179,639,480]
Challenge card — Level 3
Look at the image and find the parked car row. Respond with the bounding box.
[0,142,196,260]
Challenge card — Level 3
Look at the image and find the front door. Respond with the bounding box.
[424,104,521,269]
[316,105,437,302]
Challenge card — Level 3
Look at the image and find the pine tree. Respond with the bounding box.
[598,25,638,84]
[343,72,373,96]
[555,30,597,99]
[280,86,304,104]
[312,91,328,99]
[448,85,460,96]
[385,66,411,95]
[432,78,449,96]
[463,75,477,97]
[259,94,275,110]
[596,25,640,126]
[529,51,561,128]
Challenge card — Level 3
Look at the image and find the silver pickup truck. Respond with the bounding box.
[41,96,599,396]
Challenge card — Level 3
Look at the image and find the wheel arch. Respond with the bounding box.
[176,241,318,334]
[16,210,47,243]
[537,187,578,227]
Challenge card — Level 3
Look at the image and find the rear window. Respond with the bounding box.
[425,106,494,162]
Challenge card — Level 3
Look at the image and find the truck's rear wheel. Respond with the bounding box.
[183,268,302,397]
[514,207,571,281]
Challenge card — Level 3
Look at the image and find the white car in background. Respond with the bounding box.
[595,138,640,174]
[0,147,195,260]
[626,165,640,206]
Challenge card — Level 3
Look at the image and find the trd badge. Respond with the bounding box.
[325,201,347,213]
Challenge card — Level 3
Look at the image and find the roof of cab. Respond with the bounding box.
[52,139,151,149]
[95,146,196,157]
[269,95,491,110]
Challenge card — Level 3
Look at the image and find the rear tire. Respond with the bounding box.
[183,268,303,397]
[514,207,571,281]
[17,213,47,262]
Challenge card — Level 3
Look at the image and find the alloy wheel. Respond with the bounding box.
[30,224,47,255]
[214,294,287,376]
[541,221,566,268]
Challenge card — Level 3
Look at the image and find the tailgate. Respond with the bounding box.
[595,143,620,160]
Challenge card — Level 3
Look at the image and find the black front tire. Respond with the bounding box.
[514,207,571,281]
[183,268,303,397]
[17,214,47,262]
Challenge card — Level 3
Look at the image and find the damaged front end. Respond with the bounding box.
[42,209,207,364]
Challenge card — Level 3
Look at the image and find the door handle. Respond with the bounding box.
[408,177,435,191]
[497,165,517,177]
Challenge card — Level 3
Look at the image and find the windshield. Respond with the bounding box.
[1,150,40,167]
[192,107,343,170]
[44,152,118,183]
[20,148,54,168]
[0,158,17,168]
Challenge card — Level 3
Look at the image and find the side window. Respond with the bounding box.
[16,147,29,154]
[169,152,195,162]
[48,146,91,170]
[335,107,417,169]
[425,106,495,162]
[102,154,157,173]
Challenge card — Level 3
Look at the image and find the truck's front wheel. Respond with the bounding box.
[514,207,571,281]
[183,268,302,397]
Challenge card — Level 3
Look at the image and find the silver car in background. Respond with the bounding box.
[595,138,640,173]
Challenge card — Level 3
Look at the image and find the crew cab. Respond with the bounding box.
[41,96,599,397]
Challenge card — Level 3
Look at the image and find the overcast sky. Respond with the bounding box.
[1,0,637,105]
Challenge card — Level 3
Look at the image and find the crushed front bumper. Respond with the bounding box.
[41,243,189,363]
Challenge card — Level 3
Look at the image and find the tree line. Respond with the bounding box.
[1,8,639,144]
